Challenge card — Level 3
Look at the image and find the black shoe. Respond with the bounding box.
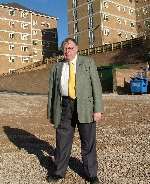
[47,174,64,182]
[87,176,100,184]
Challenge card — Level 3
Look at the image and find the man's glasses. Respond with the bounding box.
[64,47,74,51]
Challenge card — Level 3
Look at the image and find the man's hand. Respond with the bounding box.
[49,119,53,125]
[93,112,103,123]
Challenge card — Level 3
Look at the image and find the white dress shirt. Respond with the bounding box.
[60,55,77,96]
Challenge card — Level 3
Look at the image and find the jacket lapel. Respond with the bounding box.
[57,62,63,94]
[76,55,83,93]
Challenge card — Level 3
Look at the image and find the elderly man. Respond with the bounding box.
[47,38,103,184]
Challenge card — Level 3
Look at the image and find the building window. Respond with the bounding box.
[42,41,49,48]
[9,56,15,63]
[9,9,15,16]
[41,22,46,27]
[73,0,78,8]
[131,34,135,39]
[103,2,108,8]
[118,32,122,38]
[9,69,15,73]
[22,57,30,63]
[33,50,38,56]
[88,2,93,16]
[9,33,15,39]
[74,34,79,43]
[104,28,110,36]
[41,22,49,27]
[9,44,15,50]
[116,5,121,11]
[103,14,109,21]
[88,30,94,48]
[47,23,50,28]
[21,46,28,52]
[21,11,28,18]
[130,22,135,27]
[117,18,121,24]
[143,7,148,15]
[33,30,38,35]
[136,10,140,17]
[129,9,134,15]
[145,20,150,29]
[88,16,94,29]
[33,20,38,26]
[52,33,57,39]
[21,23,29,29]
[33,40,38,45]
[9,21,15,27]
[123,7,126,12]
[74,21,79,33]
[21,34,28,40]
[73,8,78,20]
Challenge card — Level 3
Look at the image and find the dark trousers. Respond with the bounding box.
[54,97,98,178]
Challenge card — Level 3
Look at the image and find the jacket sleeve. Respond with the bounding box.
[89,57,104,113]
[47,64,56,120]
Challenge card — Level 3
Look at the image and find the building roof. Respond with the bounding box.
[0,2,58,19]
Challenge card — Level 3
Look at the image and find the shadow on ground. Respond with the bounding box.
[3,126,55,177]
[3,126,85,179]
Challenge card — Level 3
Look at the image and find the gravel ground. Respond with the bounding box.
[0,93,149,184]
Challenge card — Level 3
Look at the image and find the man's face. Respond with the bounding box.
[63,40,78,61]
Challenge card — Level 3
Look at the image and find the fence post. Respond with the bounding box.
[112,43,114,51]
[120,41,123,49]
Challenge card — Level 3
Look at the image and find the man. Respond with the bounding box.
[47,38,103,184]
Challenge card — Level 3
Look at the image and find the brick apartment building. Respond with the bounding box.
[136,0,150,36]
[68,0,150,50]
[0,2,58,74]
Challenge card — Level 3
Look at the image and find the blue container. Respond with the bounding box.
[130,77,148,94]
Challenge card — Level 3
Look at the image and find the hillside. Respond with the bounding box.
[0,65,52,94]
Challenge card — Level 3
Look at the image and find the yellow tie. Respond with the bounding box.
[68,62,76,99]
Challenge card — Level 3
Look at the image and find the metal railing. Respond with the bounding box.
[0,55,64,77]
[78,36,145,55]
[0,35,148,77]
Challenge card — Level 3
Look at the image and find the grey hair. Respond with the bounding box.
[61,37,78,51]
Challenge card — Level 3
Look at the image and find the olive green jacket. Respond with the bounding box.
[48,55,103,128]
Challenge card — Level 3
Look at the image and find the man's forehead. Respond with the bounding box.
[64,41,75,47]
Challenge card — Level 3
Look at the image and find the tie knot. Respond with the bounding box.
[69,62,74,66]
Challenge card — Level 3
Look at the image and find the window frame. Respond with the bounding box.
[9,33,15,39]
[8,56,15,63]
[9,9,15,16]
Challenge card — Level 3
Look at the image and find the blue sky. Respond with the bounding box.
[0,0,68,46]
